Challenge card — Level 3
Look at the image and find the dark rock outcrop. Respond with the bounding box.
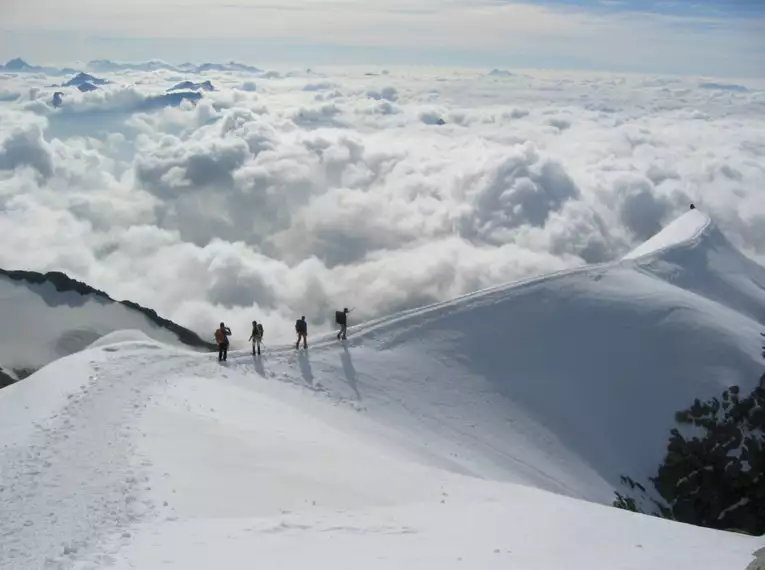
[168,80,215,92]
[64,72,109,87]
[137,91,203,111]
[0,268,216,352]
[0,366,16,389]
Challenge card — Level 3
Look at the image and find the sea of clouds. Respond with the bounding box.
[1,61,764,345]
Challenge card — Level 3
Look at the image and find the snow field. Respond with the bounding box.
[2,208,765,568]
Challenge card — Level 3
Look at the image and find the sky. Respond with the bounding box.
[0,0,764,77]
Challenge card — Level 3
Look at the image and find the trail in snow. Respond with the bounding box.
[225,210,715,356]
[0,346,191,570]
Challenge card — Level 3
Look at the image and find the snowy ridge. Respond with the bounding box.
[0,269,213,382]
[622,208,712,261]
[1,209,764,569]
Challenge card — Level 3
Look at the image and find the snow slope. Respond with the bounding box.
[1,209,764,569]
[212,208,763,504]
[0,271,213,380]
[0,336,760,570]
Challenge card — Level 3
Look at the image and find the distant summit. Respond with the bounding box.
[3,57,36,71]
[87,59,176,73]
[195,61,263,73]
[87,59,263,74]
[49,71,110,97]
[0,57,77,75]
[488,69,514,77]
[137,91,203,111]
[63,72,109,87]
[1,57,264,77]
[168,80,215,92]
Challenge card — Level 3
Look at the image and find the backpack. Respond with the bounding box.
[296,319,306,334]
[257,323,264,338]
[335,310,344,325]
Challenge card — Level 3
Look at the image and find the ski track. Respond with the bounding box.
[220,213,709,361]
[0,349,194,570]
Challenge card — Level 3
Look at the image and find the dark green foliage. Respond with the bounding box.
[651,385,764,534]
[0,268,216,351]
[613,492,638,512]
[614,332,765,536]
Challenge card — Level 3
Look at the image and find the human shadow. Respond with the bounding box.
[252,354,266,378]
[341,344,361,401]
[298,350,314,387]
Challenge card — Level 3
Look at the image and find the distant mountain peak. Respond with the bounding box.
[488,69,514,77]
[167,79,216,92]
[4,57,33,70]
[64,71,109,87]
[86,59,262,74]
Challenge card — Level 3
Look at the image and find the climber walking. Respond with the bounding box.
[215,322,232,361]
[249,320,264,355]
[295,316,308,350]
[335,307,352,340]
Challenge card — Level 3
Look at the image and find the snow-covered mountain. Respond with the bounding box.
[62,72,109,87]
[0,268,215,383]
[167,80,216,92]
[85,59,263,74]
[1,57,264,78]
[1,208,764,569]
[0,58,77,76]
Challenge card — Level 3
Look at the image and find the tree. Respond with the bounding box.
[613,334,765,536]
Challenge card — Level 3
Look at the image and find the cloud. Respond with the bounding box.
[0,118,53,177]
[0,64,764,345]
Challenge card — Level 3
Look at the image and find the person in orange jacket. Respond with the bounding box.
[214,322,232,361]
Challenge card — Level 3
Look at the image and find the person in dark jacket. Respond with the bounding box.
[295,316,307,350]
[249,320,264,355]
[336,307,351,340]
[215,322,232,361]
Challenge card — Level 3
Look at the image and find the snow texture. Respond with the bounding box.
[1,209,764,569]
[622,208,711,260]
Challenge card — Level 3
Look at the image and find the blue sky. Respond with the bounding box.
[533,0,764,16]
[0,0,763,77]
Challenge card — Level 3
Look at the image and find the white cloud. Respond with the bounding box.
[1,65,764,345]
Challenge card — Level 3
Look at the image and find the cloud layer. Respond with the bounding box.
[1,64,764,345]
